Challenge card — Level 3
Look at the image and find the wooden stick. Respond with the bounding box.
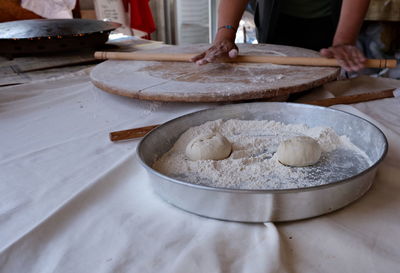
[109,88,397,142]
[94,51,398,69]
[109,125,159,142]
[305,88,396,106]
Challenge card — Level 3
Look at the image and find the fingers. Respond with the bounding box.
[320,45,366,72]
[190,52,206,63]
[319,48,334,59]
[351,46,366,64]
[228,49,238,58]
[190,39,238,65]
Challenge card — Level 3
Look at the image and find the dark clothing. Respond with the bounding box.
[251,0,343,51]
[271,13,336,51]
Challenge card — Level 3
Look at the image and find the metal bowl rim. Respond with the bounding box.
[137,102,388,194]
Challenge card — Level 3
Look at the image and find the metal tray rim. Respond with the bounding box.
[137,102,388,193]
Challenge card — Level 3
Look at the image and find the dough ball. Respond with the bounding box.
[277,136,321,167]
[185,132,231,161]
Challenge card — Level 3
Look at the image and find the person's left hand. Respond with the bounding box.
[320,44,366,72]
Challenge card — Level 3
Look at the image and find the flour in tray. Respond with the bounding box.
[152,119,372,190]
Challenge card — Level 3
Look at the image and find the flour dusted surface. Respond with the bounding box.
[90,43,339,102]
[153,119,371,190]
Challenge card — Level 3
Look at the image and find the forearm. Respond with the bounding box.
[333,0,370,45]
[215,0,249,42]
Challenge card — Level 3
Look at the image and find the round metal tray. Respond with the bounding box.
[137,102,388,222]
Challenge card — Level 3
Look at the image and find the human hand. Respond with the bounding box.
[190,39,238,65]
[320,44,366,72]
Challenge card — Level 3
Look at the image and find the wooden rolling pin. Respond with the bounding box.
[94,51,397,69]
[109,88,399,142]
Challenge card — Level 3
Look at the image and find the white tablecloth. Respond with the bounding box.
[1,70,399,272]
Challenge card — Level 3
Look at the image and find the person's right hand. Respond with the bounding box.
[190,39,238,65]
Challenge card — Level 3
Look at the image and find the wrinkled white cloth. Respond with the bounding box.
[21,0,76,19]
[0,71,399,272]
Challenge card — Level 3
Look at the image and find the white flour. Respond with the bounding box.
[153,119,371,190]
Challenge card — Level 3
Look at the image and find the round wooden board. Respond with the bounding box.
[90,44,339,102]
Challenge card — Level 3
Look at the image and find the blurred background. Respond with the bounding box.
[0,0,399,78]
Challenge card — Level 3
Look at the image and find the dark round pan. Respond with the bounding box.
[0,19,121,54]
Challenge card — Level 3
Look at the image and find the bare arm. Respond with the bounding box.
[320,0,370,71]
[190,0,249,64]
[334,0,370,45]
